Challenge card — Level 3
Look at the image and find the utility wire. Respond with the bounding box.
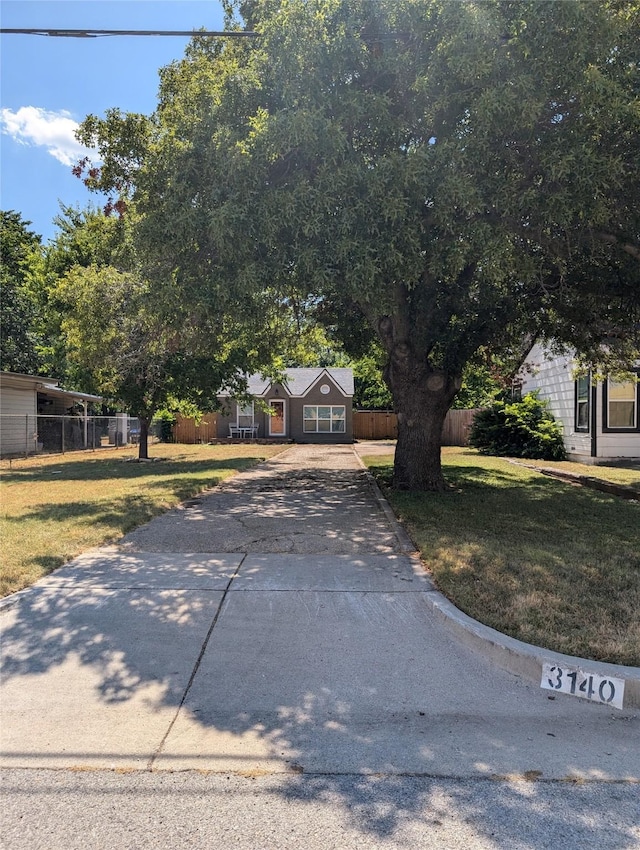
[0,27,417,42]
[0,28,258,38]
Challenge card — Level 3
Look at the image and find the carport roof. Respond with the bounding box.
[0,371,102,403]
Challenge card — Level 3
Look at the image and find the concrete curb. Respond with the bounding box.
[426,591,640,709]
[359,463,417,556]
[508,460,640,501]
[352,447,640,710]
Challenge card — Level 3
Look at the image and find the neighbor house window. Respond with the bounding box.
[303,405,346,433]
[237,401,254,428]
[604,376,638,430]
[574,374,590,432]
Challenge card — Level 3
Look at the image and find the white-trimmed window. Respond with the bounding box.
[604,377,638,430]
[574,374,590,433]
[303,405,346,433]
[236,401,254,428]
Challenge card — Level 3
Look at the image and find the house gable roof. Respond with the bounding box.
[244,375,272,396]
[295,368,353,397]
[221,368,354,399]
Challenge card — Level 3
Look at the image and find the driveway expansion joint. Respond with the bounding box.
[146,554,247,771]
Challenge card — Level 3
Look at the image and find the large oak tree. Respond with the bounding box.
[78,0,640,488]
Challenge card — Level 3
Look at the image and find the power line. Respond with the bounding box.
[0,27,420,43]
[0,28,258,39]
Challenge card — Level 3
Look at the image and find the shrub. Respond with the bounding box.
[469,393,566,460]
[153,410,176,443]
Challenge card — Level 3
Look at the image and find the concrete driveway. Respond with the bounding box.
[1,445,639,850]
[1,444,637,780]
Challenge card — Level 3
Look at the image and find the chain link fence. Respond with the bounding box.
[0,414,158,458]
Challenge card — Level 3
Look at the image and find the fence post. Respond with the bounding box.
[61,416,65,454]
[25,415,29,459]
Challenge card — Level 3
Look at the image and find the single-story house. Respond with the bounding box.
[0,371,103,456]
[519,343,640,463]
[217,367,354,443]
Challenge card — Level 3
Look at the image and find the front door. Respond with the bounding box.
[269,400,286,436]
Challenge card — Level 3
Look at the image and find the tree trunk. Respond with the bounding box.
[386,361,461,492]
[138,416,150,460]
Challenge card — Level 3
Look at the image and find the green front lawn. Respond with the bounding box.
[0,443,287,597]
[364,448,640,666]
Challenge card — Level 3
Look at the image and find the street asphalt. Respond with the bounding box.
[1,444,638,848]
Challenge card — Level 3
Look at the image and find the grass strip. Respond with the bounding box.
[511,458,640,489]
[364,448,640,666]
[0,443,287,597]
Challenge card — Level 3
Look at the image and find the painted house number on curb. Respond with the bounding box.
[540,662,625,710]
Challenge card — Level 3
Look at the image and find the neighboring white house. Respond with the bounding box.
[519,343,640,463]
[0,371,103,456]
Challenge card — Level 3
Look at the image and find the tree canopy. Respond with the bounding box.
[0,211,44,375]
[77,0,640,487]
[49,208,283,458]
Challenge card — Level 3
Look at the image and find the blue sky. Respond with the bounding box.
[1,1,225,242]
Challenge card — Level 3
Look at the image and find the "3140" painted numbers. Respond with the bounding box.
[541,663,625,709]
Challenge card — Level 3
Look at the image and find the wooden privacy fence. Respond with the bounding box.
[173,409,479,445]
[353,409,480,446]
[353,411,398,441]
[442,408,479,446]
[172,413,217,444]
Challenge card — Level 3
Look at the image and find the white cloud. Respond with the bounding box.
[0,106,94,166]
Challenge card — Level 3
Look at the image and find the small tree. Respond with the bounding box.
[56,263,276,459]
[56,266,176,458]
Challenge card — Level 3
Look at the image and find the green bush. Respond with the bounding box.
[469,393,566,460]
[153,410,176,443]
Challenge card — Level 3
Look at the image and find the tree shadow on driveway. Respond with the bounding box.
[2,450,639,846]
[1,550,638,846]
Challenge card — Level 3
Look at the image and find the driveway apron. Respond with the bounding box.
[1,445,638,779]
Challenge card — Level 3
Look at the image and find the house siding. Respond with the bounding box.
[290,383,353,443]
[41,395,73,416]
[0,382,38,455]
[520,343,640,461]
[598,431,640,458]
[216,401,245,439]
[0,384,37,417]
